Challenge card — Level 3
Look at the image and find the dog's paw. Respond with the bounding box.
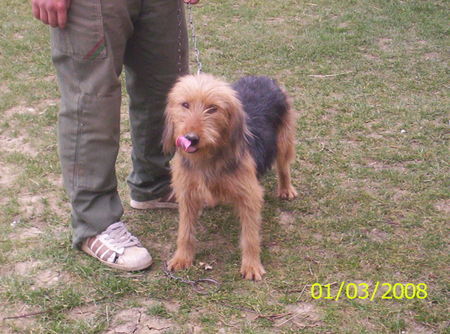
[278,185,298,200]
[240,262,266,281]
[167,255,193,271]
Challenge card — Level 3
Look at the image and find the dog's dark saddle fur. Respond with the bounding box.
[232,76,289,176]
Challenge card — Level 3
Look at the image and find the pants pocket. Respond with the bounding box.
[51,0,106,61]
[75,93,121,191]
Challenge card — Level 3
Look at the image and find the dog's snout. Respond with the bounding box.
[184,133,199,146]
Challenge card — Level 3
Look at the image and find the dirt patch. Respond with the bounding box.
[14,190,69,222]
[406,321,435,334]
[47,173,64,188]
[3,100,58,118]
[3,105,37,118]
[359,160,407,173]
[134,297,180,314]
[366,132,384,139]
[365,228,390,242]
[340,139,359,149]
[0,260,42,277]
[13,226,43,240]
[18,194,46,219]
[146,241,174,261]
[297,159,316,171]
[4,261,69,288]
[43,75,57,83]
[105,307,177,334]
[189,325,205,333]
[434,199,449,215]
[0,162,20,189]
[363,53,380,61]
[0,83,10,95]
[274,302,322,329]
[200,231,232,250]
[159,300,179,314]
[423,52,439,61]
[0,302,39,333]
[312,233,323,241]
[337,22,350,29]
[34,269,71,288]
[278,210,296,231]
[67,303,99,322]
[13,260,42,275]
[321,108,340,121]
[392,190,411,202]
[378,38,392,52]
[266,17,285,25]
[0,134,37,157]
[339,176,381,196]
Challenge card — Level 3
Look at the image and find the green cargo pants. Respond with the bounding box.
[51,0,188,248]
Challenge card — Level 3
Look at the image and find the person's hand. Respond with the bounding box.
[31,0,71,29]
[184,0,200,4]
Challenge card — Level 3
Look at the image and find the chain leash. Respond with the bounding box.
[176,2,203,75]
[187,3,203,75]
[162,262,220,295]
[176,0,185,74]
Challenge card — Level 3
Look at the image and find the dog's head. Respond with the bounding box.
[163,74,248,159]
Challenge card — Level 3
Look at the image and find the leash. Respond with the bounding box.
[187,3,203,75]
[162,262,220,295]
[176,2,203,74]
[176,1,185,74]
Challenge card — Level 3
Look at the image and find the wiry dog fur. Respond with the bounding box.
[163,74,297,280]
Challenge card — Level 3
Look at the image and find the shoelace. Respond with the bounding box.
[101,222,141,249]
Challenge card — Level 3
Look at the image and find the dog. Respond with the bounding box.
[162,74,297,280]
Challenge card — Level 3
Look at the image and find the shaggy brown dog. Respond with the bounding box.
[163,74,297,280]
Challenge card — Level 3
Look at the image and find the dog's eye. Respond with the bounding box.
[182,102,190,109]
[205,105,218,114]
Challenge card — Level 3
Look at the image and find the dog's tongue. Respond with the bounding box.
[176,136,192,152]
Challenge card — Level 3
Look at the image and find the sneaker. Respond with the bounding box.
[130,190,178,210]
[81,222,152,271]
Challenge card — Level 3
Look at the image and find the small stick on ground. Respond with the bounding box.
[308,71,353,78]
[2,296,108,321]
[2,310,48,321]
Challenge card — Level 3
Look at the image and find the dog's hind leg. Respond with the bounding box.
[276,108,298,200]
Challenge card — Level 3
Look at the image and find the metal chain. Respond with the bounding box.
[176,0,184,74]
[162,262,220,295]
[187,3,203,75]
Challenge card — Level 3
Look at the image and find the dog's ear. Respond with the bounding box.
[162,107,175,154]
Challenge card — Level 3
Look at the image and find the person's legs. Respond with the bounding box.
[125,0,189,203]
[51,0,139,248]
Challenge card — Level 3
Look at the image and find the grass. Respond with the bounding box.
[0,0,449,333]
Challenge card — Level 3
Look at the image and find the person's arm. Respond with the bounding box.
[31,0,71,29]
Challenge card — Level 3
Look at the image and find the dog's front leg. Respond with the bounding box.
[168,196,201,271]
[235,185,266,281]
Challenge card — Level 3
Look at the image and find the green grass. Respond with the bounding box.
[1,0,449,333]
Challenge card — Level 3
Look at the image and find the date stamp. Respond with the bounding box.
[310,282,428,301]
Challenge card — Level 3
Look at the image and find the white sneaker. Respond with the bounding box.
[130,191,178,210]
[81,222,152,271]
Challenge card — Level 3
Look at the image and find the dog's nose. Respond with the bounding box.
[184,133,199,146]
